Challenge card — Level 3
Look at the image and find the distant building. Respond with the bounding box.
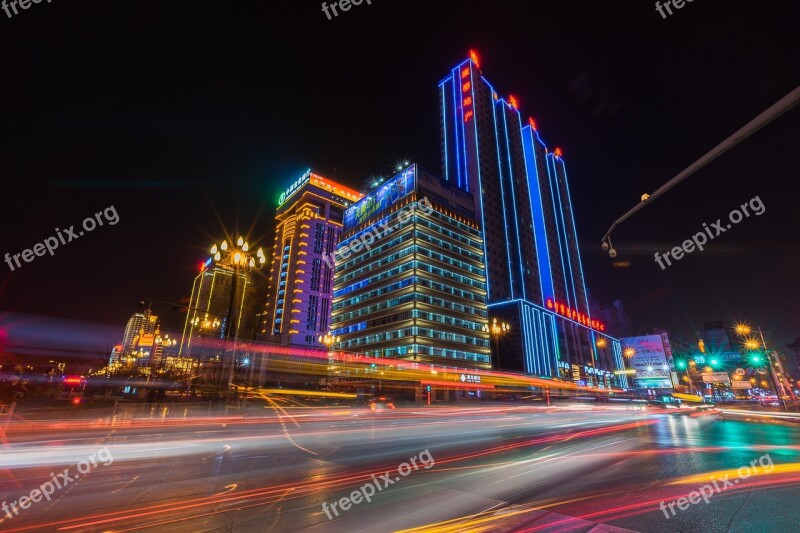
[108,344,123,366]
[260,170,363,347]
[702,321,737,353]
[121,310,158,355]
[592,300,633,339]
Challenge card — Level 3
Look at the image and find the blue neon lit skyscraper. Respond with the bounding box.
[439,51,623,385]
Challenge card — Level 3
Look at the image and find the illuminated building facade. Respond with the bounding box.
[439,51,622,384]
[260,170,363,347]
[331,164,492,369]
[179,246,262,357]
[122,310,158,356]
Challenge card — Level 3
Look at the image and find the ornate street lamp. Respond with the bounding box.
[483,318,510,369]
[208,237,266,391]
[319,332,341,385]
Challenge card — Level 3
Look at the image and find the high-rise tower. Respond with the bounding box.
[260,170,362,347]
[331,164,491,369]
[439,51,622,385]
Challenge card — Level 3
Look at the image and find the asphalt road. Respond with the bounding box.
[2,402,800,532]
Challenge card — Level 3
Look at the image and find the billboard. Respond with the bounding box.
[344,165,415,229]
[621,335,672,388]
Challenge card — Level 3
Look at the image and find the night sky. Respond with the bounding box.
[1,0,798,354]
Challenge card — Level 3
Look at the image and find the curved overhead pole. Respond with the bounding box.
[601,84,800,257]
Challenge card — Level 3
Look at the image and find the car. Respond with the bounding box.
[368,396,396,412]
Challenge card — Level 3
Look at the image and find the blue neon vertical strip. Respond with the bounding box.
[490,99,514,294]
[521,126,553,304]
[612,339,627,387]
[468,67,491,300]
[441,84,449,183]
[458,69,469,192]
[550,156,578,309]
[451,71,463,190]
[500,105,526,300]
[559,158,590,315]
[546,154,571,308]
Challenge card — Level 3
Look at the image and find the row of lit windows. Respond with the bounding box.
[424,204,483,238]
[334,260,414,298]
[338,208,482,272]
[338,204,414,254]
[333,276,414,310]
[415,275,484,303]
[335,255,484,298]
[412,309,486,333]
[338,326,488,349]
[414,245,484,276]
[333,273,485,311]
[414,259,486,290]
[413,229,484,264]
[414,216,483,250]
[365,344,490,364]
[331,291,488,326]
[336,241,484,288]
[336,241,415,285]
[332,307,486,336]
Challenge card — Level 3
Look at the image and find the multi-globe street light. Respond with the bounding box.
[319,331,341,385]
[483,318,510,369]
[208,237,265,390]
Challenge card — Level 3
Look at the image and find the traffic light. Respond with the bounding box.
[676,361,687,369]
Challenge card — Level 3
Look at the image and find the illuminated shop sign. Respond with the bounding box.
[279,169,312,206]
[460,373,481,383]
[344,166,415,229]
[545,298,605,332]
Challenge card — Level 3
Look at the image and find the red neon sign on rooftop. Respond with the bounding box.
[469,49,480,68]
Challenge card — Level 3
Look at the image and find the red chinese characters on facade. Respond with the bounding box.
[546,298,605,332]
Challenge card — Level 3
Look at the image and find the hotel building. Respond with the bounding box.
[260,170,362,347]
[331,164,492,369]
[438,51,622,385]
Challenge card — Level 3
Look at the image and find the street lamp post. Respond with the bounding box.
[208,237,265,392]
[736,323,791,411]
[189,314,220,393]
[620,346,636,390]
[483,318,510,369]
[319,332,341,389]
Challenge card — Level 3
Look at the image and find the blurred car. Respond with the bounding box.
[368,396,396,412]
[646,399,680,409]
